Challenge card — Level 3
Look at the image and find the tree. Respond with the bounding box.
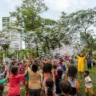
[25,18,57,54]
[51,12,74,48]
[69,8,96,54]
[25,31,41,56]
[80,32,96,55]
[10,0,47,31]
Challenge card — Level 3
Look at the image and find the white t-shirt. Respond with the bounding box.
[85,76,93,88]
[68,77,76,88]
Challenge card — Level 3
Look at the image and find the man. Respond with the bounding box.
[76,53,86,78]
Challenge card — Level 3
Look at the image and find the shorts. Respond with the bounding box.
[85,88,94,94]
[28,88,41,96]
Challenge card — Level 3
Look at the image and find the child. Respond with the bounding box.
[45,78,54,96]
[60,80,71,96]
[55,69,63,95]
[84,70,95,96]
[8,67,26,96]
[67,66,80,96]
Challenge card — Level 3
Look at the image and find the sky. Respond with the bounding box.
[0,0,96,30]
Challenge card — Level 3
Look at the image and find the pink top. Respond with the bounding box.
[8,74,25,96]
[42,73,51,88]
[44,73,51,82]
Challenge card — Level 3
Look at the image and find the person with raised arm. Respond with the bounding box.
[76,53,87,78]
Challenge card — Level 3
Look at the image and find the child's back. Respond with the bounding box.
[8,67,25,96]
[8,74,24,95]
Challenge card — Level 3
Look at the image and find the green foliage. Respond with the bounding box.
[9,0,73,55]
[8,0,96,57]
[10,0,47,31]
[80,32,96,54]
[69,8,96,54]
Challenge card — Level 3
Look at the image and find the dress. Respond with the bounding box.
[76,56,86,72]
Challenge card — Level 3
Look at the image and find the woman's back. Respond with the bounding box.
[28,67,42,89]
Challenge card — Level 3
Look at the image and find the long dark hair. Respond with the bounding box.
[67,66,77,79]
[43,63,52,73]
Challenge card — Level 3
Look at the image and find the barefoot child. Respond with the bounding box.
[84,70,95,96]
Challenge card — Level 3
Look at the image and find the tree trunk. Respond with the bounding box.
[45,37,50,52]
[35,41,39,57]
[3,52,5,64]
[24,54,26,60]
[89,46,93,56]
[36,46,39,57]
[17,51,19,61]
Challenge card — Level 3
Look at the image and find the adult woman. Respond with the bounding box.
[76,53,86,78]
[28,64,42,96]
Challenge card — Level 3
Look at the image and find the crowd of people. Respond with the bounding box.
[0,53,96,96]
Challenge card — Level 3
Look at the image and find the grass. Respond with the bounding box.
[77,66,96,96]
[4,65,96,96]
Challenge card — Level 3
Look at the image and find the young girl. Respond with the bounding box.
[60,80,71,96]
[45,78,54,96]
[67,66,80,96]
[8,67,27,96]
